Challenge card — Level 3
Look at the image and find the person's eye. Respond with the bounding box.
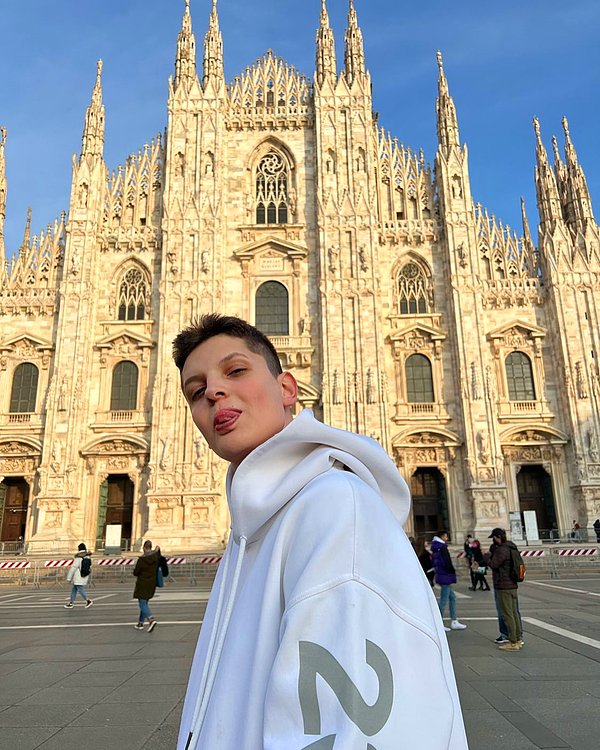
[229,367,246,376]
[190,386,206,401]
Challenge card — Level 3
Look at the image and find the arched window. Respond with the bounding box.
[117,268,148,321]
[397,263,429,314]
[9,363,39,413]
[405,354,434,403]
[256,152,289,225]
[255,281,289,336]
[110,361,139,411]
[505,352,536,401]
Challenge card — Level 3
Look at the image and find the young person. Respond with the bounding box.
[173,314,468,750]
[484,528,523,651]
[64,542,93,609]
[431,532,467,631]
[132,540,160,632]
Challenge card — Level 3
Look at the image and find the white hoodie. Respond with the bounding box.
[178,410,468,750]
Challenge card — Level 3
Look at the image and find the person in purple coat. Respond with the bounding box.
[431,532,467,632]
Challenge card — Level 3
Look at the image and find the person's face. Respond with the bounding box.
[441,533,449,542]
[181,335,298,471]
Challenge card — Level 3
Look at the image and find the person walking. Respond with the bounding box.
[594,518,600,543]
[464,534,476,590]
[133,540,161,632]
[431,532,467,631]
[470,540,490,591]
[64,543,93,609]
[484,528,523,651]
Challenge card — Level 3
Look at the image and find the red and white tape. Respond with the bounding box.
[197,555,223,564]
[558,548,598,557]
[0,560,31,569]
[522,550,545,557]
[165,557,187,565]
[97,558,136,566]
[44,559,73,568]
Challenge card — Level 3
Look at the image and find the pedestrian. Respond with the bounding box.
[173,315,468,750]
[414,537,435,587]
[594,518,600,543]
[133,540,161,632]
[470,540,490,590]
[464,533,476,590]
[484,528,523,651]
[64,543,93,609]
[571,520,581,541]
[431,531,467,632]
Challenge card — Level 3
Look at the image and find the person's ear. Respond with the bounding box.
[279,371,298,407]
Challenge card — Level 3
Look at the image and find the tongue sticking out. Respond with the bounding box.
[215,410,240,431]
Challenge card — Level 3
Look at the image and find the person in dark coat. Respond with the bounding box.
[414,537,435,587]
[594,519,600,543]
[133,540,161,632]
[431,532,467,631]
[484,528,522,651]
[470,540,490,590]
[464,534,476,590]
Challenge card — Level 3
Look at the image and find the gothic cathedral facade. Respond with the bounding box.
[1,1,599,552]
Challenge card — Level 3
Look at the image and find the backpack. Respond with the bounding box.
[509,545,526,583]
[80,556,92,577]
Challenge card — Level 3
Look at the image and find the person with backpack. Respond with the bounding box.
[133,540,162,632]
[484,528,523,651]
[64,543,93,609]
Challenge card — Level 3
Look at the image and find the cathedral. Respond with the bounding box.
[0,0,599,553]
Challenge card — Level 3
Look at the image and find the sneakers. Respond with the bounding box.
[450,620,467,630]
[134,624,144,630]
[499,641,522,651]
[443,626,451,632]
[85,600,94,609]
[63,602,74,609]
[147,620,157,633]
[495,635,509,644]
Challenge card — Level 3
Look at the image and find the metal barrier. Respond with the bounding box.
[0,559,32,586]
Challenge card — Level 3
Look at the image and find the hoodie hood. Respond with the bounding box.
[431,536,447,552]
[226,409,409,543]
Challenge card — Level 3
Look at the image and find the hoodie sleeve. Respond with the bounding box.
[262,475,468,749]
[67,557,79,583]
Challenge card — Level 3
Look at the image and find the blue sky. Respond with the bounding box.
[1,0,598,256]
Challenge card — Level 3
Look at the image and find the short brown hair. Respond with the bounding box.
[172,314,282,377]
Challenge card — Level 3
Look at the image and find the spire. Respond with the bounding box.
[521,197,533,245]
[561,116,594,227]
[343,0,365,85]
[81,60,105,159]
[436,51,460,153]
[316,0,336,87]
[19,207,32,257]
[203,0,224,88]
[175,0,197,91]
[0,126,6,262]
[533,117,563,229]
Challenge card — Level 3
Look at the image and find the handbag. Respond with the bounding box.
[156,566,164,588]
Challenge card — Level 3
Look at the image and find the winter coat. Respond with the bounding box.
[133,549,160,600]
[177,409,468,750]
[485,541,518,590]
[431,536,457,585]
[471,545,485,566]
[67,550,91,585]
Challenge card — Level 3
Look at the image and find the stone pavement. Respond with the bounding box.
[0,574,598,749]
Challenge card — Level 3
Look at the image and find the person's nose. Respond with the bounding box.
[204,377,227,402]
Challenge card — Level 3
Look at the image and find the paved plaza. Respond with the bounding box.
[0,570,599,749]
